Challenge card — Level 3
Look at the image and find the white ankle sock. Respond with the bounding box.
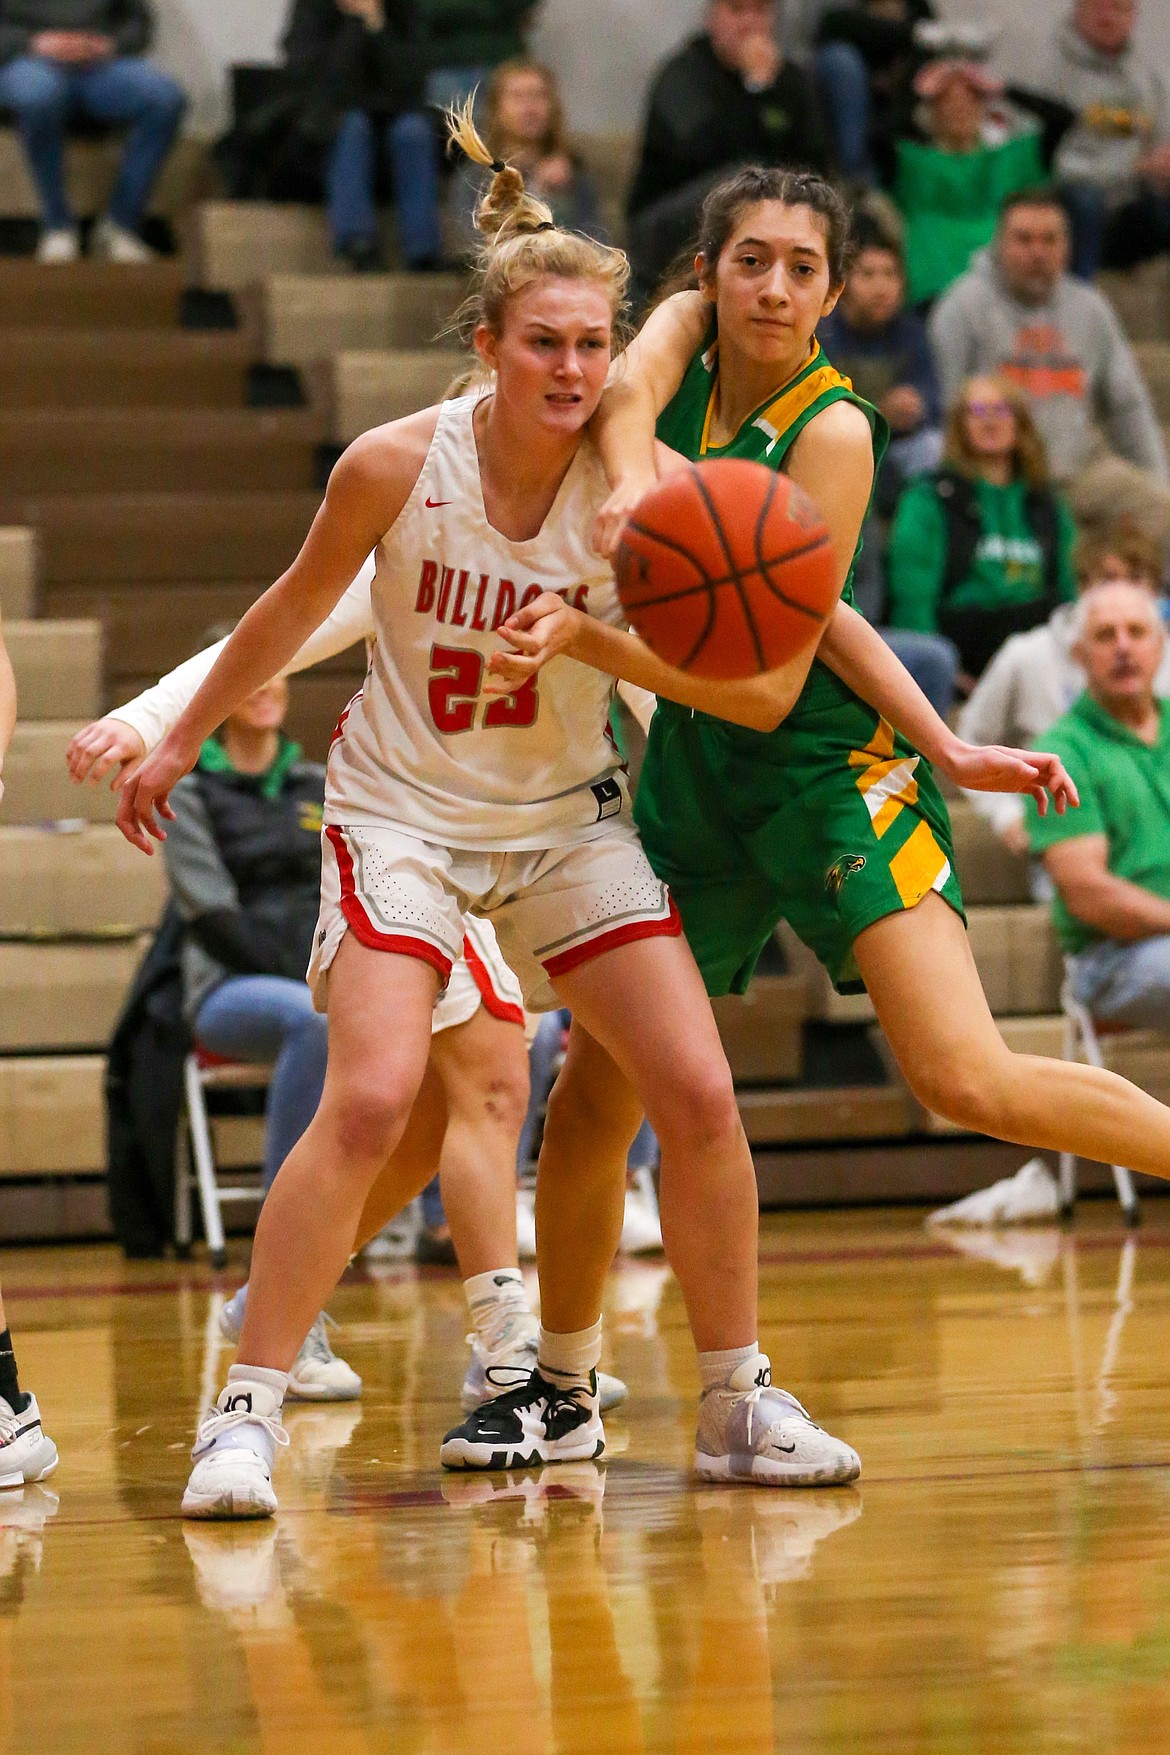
[538,1319,602,1392]
[210,1364,288,1464]
[698,1342,760,1391]
[464,1268,531,1353]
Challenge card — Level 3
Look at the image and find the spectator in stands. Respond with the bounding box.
[930,188,1170,545]
[626,0,831,306]
[819,229,943,497]
[0,0,185,262]
[960,525,1169,850]
[161,644,328,1201]
[815,0,932,188]
[1011,0,1170,280]
[1028,578,1170,1027]
[281,0,439,272]
[887,373,1078,685]
[416,0,535,114]
[894,59,1045,307]
[450,58,601,254]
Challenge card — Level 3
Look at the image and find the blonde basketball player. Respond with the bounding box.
[120,111,1071,1518]
[68,586,634,1415]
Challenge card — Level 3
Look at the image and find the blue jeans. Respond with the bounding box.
[815,41,874,185]
[880,628,961,719]
[1070,934,1170,1030]
[194,976,328,1193]
[325,106,442,263]
[0,53,185,231]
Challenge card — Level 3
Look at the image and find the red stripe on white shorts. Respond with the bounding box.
[541,896,683,981]
[325,825,453,981]
[462,934,524,1026]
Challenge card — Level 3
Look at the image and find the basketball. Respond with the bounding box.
[614,458,836,681]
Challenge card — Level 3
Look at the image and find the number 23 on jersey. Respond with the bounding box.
[428,644,539,734]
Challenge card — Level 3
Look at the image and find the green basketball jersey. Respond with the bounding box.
[656,331,887,683]
[636,327,963,999]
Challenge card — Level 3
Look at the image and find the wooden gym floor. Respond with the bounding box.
[3,1204,1170,1753]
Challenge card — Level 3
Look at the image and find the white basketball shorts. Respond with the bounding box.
[310,820,681,1012]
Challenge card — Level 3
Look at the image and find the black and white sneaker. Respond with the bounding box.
[439,1368,604,1471]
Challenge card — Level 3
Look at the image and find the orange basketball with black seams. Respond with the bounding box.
[614,458,837,681]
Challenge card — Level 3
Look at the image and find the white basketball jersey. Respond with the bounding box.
[325,393,629,851]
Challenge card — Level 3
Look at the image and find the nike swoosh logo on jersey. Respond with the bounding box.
[425,496,452,508]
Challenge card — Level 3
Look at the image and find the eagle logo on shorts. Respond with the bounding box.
[825,854,866,900]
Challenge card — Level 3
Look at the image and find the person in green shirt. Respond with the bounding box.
[497,162,1170,1222]
[1028,578,1170,1027]
[886,372,1078,682]
[894,58,1046,305]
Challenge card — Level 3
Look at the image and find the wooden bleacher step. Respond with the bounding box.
[2,491,322,587]
[0,527,37,618]
[5,619,101,720]
[263,273,467,365]
[0,408,323,495]
[0,824,165,936]
[0,329,253,410]
[0,260,187,329]
[330,350,471,443]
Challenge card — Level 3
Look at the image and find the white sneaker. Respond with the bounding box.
[620,1166,664,1254]
[515,1186,537,1260]
[694,1354,860,1487]
[182,1379,289,1520]
[219,1293,361,1403]
[0,1396,58,1488]
[286,1314,362,1402]
[460,1320,627,1414]
[91,217,155,263]
[36,227,79,264]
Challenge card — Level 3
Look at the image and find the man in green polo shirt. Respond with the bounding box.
[1028,578,1170,1026]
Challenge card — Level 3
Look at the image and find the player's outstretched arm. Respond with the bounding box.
[590,290,710,556]
[117,415,432,854]
[820,602,1078,813]
[491,596,813,733]
[0,610,15,805]
[67,559,378,788]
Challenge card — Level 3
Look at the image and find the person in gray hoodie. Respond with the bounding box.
[1010,0,1170,278]
[930,186,1170,544]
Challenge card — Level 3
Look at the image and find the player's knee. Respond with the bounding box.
[327,1083,413,1164]
[466,1057,530,1136]
[657,1059,740,1153]
[906,1051,1003,1134]
[546,1064,641,1153]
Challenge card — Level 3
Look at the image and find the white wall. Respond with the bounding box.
[151,0,1170,139]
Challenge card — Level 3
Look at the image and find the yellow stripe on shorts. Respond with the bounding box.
[888,819,952,909]
[848,719,919,839]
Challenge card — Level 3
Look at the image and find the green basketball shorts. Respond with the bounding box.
[635,692,965,996]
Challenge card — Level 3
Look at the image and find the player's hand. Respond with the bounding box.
[66,717,147,789]
[116,732,196,854]
[487,594,584,691]
[939,739,1079,817]
[591,470,656,559]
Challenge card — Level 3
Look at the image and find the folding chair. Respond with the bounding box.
[174,1050,270,1269]
[1058,974,1140,1227]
